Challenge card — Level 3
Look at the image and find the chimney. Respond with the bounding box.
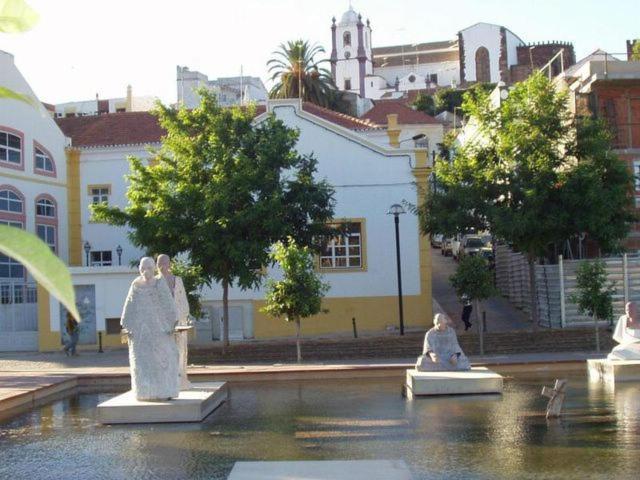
[126,84,133,112]
[386,114,401,147]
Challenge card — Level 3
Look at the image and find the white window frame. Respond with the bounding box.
[35,147,54,173]
[0,131,22,165]
[90,250,113,267]
[320,221,365,270]
[89,186,110,205]
[0,220,24,278]
[36,198,55,218]
[36,224,56,253]
[0,190,23,214]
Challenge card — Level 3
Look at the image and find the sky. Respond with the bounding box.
[1,0,638,105]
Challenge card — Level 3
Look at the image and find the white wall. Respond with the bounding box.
[0,50,69,263]
[460,23,503,83]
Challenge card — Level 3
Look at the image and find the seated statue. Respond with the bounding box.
[121,257,180,401]
[608,301,640,361]
[416,313,471,371]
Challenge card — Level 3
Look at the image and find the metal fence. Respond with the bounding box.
[496,247,638,328]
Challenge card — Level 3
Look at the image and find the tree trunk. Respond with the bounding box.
[474,299,484,355]
[222,279,230,353]
[527,256,539,332]
[295,318,302,363]
[593,314,600,352]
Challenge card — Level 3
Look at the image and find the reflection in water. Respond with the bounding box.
[0,374,638,480]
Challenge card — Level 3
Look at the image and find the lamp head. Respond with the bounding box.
[387,204,406,216]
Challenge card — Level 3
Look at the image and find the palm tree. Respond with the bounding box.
[268,40,338,108]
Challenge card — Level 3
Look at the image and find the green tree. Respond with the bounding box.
[0,0,79,320]
[268,40,339,109]
[412,92,436,116]
[93,90,335,350]
[449,256,496,333]
[570,260,615,352]
[631,41,640,61]
[261,238,330,363]
[421,72,635,330]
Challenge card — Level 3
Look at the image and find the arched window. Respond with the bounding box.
[0,128,23,170]
[35,195,58,254]
[475,47,491,83]
[343,31,351,47]
[0,186,25,279]
[33,142,56,177]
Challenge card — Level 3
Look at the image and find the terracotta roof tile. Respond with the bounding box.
[361,100,440,125]
[56,111,165,148]
[301,102,382,130]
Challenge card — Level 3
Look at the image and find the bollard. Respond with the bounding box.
[352,317,358,338]
[98,331,104,353]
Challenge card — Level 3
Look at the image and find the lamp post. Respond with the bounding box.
[83,241,91,266]
[116,245,123,266]
[387,203,406,335]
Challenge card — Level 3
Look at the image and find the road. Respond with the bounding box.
[431,245,530,332]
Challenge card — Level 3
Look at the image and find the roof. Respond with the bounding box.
[562,49,621,78]
[56,103,378,148]
[360,100,439,125]
[301,102,382,130]
[56,111,166,148]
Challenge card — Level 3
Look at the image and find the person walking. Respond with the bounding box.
[63,312,80,356]
[461,293,473,331]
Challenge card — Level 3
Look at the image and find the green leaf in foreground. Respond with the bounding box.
[0,0,39,33]
[0,86,34,105]
[0,225,79,320]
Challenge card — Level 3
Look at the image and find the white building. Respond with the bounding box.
[53,85,157,118]
[50,99,433,347]
[0,50,69,351]
[330,6,575,100]
[177,66,268,108]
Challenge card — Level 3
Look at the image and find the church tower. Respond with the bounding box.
[330,6,373,97]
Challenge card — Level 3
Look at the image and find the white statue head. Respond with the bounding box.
[626,301,637,324]
[139,257,156,281]
[433,313,449,332]
[157,254,171,276]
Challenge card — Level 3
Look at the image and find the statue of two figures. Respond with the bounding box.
[608,301,640,361]
[121,255,192,401]
[416,313,471,372]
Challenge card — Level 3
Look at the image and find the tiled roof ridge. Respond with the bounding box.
[302,102,382,130]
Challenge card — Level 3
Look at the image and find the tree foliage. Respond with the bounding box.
[631,41,640,61]
[449,256,496,303]
[261,238,329,362]
[570,260,615,321]
[93,90,336,347]
[268,39,343,110]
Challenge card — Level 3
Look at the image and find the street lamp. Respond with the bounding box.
[398,133,426,146]
[116,245,123,266]
[387,203,406,335]
[84,241,91,266]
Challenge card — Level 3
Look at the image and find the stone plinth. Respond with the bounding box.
[97,381,227,424]
[405,367,503,397]
[228,460,412,480]
[587,359,640,383]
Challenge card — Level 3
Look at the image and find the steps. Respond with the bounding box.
[189,327,614,364]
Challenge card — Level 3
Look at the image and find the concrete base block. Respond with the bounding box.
[587,359,640,383]
[228,460,412,480]
[406,367,503,397]
[97,381,227,424]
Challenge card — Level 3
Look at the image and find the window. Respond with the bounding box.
[36,224,56,253]
[90,251,112,266]
[0,220,24,278]
[0,190,23,213]
[34,146,55,175]
[344,78,352,90]
[320,221,365,270]
[343,31,351,47]
[36,198,55,217]
[89,185,110,205]
[0,130,22,166]
[475,47,491,83]
[429,73,438,84]
[106,317,122,334]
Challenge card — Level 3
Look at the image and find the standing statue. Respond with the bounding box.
[157,254,192,389]
[121,257,180,401]
[608,301,640,360]
[416,313,471,371]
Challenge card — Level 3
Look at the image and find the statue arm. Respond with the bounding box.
[157,277,178,333]
[120,282,137,334]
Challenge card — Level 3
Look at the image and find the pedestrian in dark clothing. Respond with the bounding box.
[461,294,473,331]
[63,312,79,356]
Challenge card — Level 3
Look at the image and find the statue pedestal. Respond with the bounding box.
[587,359,640,383]
[228,460,412,480]
[405,367,503,397]
[97,382,227,424]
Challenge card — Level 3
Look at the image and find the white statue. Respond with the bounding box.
[157,254,192,389]
[608,301,640,361]
[121,257,180,401]
[416,313,471,371]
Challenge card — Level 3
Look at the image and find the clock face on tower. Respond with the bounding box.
[344,51,351,59]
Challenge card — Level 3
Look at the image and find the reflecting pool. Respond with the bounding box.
[0,373,638,479]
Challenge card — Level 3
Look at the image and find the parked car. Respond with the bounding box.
[431,234,444,248]
[459,236,486,259]
[441,237,453,256]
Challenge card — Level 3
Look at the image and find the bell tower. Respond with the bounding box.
[331,6,372,97]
